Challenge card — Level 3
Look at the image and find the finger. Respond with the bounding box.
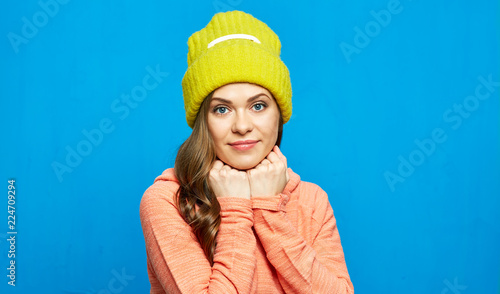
[221,164,232,171]
[273,145,288,167]
[236,169,248,179]
[260,159,271,165]
[266,151,281,164]
[212,160,224,171]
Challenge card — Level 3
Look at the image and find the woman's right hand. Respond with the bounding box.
[209,160,251,199]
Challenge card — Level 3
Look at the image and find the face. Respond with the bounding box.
[207,82,281,170]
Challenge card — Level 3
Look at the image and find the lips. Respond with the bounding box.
[229,140,258,151]
[229,140,259,146]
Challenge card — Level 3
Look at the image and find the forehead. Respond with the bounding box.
[211,82,273,103]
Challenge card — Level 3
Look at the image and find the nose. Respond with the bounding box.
[231,110,253,134]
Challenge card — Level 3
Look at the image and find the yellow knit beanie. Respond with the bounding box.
[181,10,292,128]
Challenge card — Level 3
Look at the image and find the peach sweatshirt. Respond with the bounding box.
[140,167,354,294]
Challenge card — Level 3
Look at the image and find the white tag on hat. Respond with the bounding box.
[207,34,261,48]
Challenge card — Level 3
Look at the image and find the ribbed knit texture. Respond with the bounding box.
[181,10,292,128]
[140,167,354,293]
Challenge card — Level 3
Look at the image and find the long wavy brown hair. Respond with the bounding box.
[174,88,284,266]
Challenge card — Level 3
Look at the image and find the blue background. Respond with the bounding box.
[1,0,499,293]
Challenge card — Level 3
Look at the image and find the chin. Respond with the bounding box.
[218,147,272,170]
[227,161,259,171]
[222,156,262,171]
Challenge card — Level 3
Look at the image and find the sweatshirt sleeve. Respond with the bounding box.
[140,183,258,294]
[251,186,354,294]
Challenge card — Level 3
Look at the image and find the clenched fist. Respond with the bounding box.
[247,145,289,197]
[208,160,251,199]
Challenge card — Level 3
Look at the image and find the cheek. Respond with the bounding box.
[208,121,226,145]
[257,113,280,137]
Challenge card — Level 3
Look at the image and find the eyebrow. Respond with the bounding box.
[211,93,270,104]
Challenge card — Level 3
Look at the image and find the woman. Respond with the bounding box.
[140,10,354,293]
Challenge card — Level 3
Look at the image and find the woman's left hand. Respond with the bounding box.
[247,145,290,197]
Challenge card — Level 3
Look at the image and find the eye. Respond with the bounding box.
[213,106,228,115]
[252,103,266,111]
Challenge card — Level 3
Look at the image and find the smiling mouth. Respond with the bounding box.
[229,141,258,151]
[229,140,259,146]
